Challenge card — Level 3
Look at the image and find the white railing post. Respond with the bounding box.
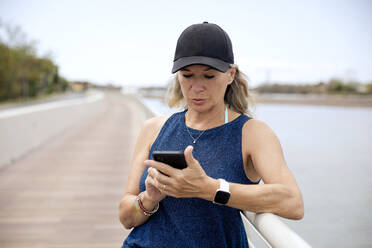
[241,211,311,248]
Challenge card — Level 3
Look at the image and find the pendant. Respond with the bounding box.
[193,140,196,144]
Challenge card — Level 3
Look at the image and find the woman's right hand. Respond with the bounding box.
[144,167,166,203]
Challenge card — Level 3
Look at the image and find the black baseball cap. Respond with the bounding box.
[172,22,234,73]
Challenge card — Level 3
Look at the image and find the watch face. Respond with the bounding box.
[214,190,230,205]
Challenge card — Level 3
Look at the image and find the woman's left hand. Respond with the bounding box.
[145,146,216,199]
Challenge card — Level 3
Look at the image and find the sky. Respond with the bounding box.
[0,0,371,88]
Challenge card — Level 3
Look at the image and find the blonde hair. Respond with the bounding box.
[166,65,255,116]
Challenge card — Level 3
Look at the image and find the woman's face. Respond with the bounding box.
[178,64,235,112]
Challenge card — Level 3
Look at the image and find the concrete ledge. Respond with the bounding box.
[0,91,107,169]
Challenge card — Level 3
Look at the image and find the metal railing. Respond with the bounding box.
[241,211,311,248]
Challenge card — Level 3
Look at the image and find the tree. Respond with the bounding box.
[0,20,69,102]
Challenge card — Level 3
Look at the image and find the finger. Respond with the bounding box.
[147,167,158,178]
[184,145,196,168]
[147,167,170,187]
[160,183,167,193]
[146,174,163,190]
[145,159,176,177]
[145,174,156,187]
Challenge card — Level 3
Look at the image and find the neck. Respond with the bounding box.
[185,103,226,130]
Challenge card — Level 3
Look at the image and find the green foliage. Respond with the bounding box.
[255,83,316,94]
[327,78,358,94]
[0,21,69,102]
[255,79,370,95]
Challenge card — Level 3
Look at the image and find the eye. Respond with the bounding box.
[182,74,193,78]
[204,75,215,79]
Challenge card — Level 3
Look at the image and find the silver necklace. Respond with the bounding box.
[184,106,228,144]
[185,124,206,144]
[185,111,206,144]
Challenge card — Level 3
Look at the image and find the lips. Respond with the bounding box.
[192,98,206,105]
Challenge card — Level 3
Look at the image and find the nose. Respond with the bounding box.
[190,78,205,93]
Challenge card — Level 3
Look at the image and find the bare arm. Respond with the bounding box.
[234,119,304,219]
[118,116,167,229]
[147,119,304,220]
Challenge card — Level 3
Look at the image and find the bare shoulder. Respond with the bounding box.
[243,119,275,136]
[132,115,170,165]
[143,115,168,131]
[242,119,280,149]
[140,115,169,142]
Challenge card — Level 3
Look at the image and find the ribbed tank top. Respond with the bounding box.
[123,110,259,248]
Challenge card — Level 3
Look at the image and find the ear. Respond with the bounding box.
[227,66,236,85]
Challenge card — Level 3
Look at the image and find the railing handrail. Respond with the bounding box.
[241,211,311,248]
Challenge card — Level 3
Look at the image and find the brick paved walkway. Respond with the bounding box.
[0,92,151,248]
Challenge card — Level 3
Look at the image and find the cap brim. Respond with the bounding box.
[172,56,230,73]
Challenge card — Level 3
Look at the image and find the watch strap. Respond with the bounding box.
[218,179,230,192]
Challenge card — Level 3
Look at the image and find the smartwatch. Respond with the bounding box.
[213,179,230,205]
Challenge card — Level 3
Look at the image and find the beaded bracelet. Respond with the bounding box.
[134,192,159,217]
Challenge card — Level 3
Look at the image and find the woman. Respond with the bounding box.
[119,22,304,248]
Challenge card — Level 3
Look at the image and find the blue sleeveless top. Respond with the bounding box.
[122,110,259,248]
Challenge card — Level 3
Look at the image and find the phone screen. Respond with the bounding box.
[152,151,187,170]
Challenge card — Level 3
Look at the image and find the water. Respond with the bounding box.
[142,98,372,247]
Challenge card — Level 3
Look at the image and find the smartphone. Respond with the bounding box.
[152,151,187,170]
